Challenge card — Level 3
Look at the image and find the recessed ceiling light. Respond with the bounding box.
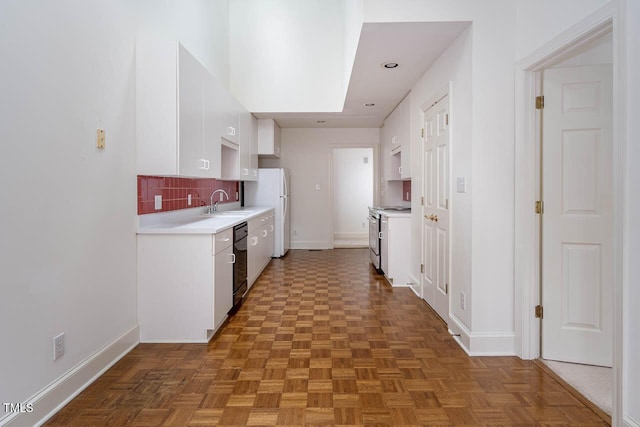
[364,103,375,107]
[381,62,399,69]
[316,120,326,124]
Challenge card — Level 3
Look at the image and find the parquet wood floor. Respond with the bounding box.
[45,249,608,426]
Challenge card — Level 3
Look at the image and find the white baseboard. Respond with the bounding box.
[2,325,139,427]
[408,274,421,298]
[625,414,640,427]
[290,241,332,250]
[448,314,515,356]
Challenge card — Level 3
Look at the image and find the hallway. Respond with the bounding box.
[45,249,607,426]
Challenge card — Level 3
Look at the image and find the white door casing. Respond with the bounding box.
[541,64,613,367]
[422,95,450,323]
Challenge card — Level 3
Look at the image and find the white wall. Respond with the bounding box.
[516,0,612,60]
[269,128,379,249]
[342,0,364,99]
[514,0,640,422]
[622,0,640,423]
[0,1,229,425]
[409,26,473,331]
[332,148,373,244]
[230,0,346,112]
[364,0,518,353]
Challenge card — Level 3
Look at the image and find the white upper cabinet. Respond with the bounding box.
[383,94,411,180]
[137,39,221,178]
[257,119,281,158]
[239,112,258,181]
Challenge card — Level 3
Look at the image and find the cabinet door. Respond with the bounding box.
[250,114,259,178]
[204,72,225,178]
[266,220,275,263]
[213,245,234,329]
[380,216,389,274]
[222,91,240,145]
[238,110,250,179]
[178,45,206,177]
[399,96,411,179]
[247,232,260,286]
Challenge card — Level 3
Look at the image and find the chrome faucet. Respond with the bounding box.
[207,189,230,213]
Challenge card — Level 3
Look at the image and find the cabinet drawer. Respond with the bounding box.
[213,228,233,254]
[248,213,272,233]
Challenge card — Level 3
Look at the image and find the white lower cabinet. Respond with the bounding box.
[247,211,275,287]
[213,233,234,331]
[380,213,412,286]
[137,228,234,343]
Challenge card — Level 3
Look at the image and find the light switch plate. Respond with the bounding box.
[456,177,466,193]
[154,195,162,210]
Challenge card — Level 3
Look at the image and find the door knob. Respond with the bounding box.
[424,214,439,222]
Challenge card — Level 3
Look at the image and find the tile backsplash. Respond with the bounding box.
[403,180,411,202]
[138,176,239,215]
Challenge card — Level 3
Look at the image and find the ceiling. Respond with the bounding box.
[253,21,469,128]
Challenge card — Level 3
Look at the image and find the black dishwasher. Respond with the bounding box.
[231,222,248,312]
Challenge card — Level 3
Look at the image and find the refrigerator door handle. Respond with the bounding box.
[282,170,288,197]
[282,194,288,224]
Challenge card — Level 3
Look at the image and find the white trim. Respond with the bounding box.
[290,241,332,250]
[1,325,139,427]
[514,2,624,426]
[408,273,422,298]
[328,144,378,249]
[419,82,452,311]
[517,3,615,70]
[448,314,515,356]
[624,414,640,427]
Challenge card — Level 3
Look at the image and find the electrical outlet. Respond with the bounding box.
[460,292,466,310]
[154,195,162,210]
[53,333,65,361]
[187,194,192,206]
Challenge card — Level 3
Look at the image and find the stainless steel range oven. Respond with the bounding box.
[368,207,382,272]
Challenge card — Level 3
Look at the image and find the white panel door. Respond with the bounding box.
[542,64,613,366]
[422,95,450,322]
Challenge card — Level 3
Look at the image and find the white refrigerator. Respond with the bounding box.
[244,168,290,257]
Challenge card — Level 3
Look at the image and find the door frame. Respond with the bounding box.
[420,83,452,317]
[328,144,379,249]
[514,2,625,424]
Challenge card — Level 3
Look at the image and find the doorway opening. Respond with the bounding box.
[537,30,613,417]
[331,147,374,248]
[514,4,623,422]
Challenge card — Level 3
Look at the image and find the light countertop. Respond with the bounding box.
[137,206,274,235]
[379,210,411,218]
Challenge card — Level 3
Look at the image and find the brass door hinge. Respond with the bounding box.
[445,198,449,210]
[535,305,543,319]
[421,196,424,206]
[536,96,545,109]
[535,201,544,214]
[420,264,424,274]
[445,283,449,294]
[421,128,424,138]
[445,114,449,125]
